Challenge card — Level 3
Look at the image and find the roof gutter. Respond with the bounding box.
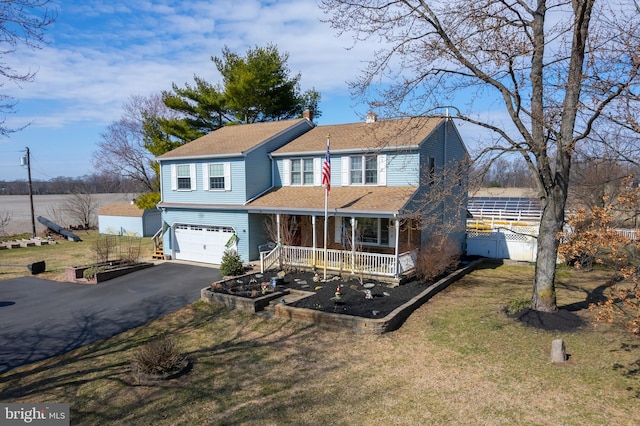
[270,145,419,157]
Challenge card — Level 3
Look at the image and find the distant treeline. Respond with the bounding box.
[0,174,147,195]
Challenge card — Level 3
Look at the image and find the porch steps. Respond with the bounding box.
[258,289,315,318]
[152,242,164,260]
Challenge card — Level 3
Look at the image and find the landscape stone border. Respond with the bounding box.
[201,287,290,313]
[202,259,483,333]
[65,262,154,284]
[274,259,483,334]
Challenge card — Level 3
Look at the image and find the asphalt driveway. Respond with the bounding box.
[0,262,221,374]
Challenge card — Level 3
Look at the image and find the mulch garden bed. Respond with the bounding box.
[209,261,589,333]
[211,269,452,319]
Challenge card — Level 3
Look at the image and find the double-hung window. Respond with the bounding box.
[291,158,314,185]
[208,163,225,190]
[348,155,379,185]
[203,162,231,191]
[176,165,192,190]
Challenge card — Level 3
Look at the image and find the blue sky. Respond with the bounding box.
[0,0,487,182]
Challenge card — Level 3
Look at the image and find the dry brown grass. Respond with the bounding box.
[1,260,638,424]
[0,230,154,281]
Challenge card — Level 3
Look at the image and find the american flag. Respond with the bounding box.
[322,135,331,193]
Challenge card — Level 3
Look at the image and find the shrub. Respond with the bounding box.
[220,249,244,276]
[505,298,531,315]
[131,336,186,378]
[83,265,106,280]
[415,234,461,282]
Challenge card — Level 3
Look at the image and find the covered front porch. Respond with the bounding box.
[257,213,419,280]
[246,186,422,280]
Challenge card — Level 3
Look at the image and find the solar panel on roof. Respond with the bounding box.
[467,196,542,219]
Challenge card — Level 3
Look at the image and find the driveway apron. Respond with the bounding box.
[0,262,220,374]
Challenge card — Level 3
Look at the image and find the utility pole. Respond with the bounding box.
[25,147,36,238]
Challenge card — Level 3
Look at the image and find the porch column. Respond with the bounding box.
[276,213,282,270]
[351,217,356,273]
[312,215,317,268]
[394,218,400,279]
[276,213,281,246]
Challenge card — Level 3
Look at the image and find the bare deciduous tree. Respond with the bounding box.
[63,191,97,229]
[0,210,12,236]
[0,0,56,135]
[320,0,640,312]
[93,94,176,192]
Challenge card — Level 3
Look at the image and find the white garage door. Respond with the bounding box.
[174,224,237,264]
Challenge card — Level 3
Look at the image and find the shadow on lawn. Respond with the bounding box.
[1,303,327,425]
[612,342,640,399]
[0,293,194,375]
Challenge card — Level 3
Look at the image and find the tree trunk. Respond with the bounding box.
[532,184,567,312]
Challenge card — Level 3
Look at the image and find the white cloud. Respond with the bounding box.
[2,0,375,131]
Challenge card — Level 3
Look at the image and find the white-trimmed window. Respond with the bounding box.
[292,158,314,185]
[337,217,391,246]
[283,158,321,186]
[359,217,389,245]
[341,154,386,186]
[171,164,196,191]
[203,162,231,191]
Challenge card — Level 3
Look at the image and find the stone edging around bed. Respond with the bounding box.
[273,259,483,334]
[201,286,290,313]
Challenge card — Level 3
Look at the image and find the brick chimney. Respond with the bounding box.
[366,112,378,123]
[303,109,313,122]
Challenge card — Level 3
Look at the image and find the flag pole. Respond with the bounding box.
[323,178,328,280]
[323,134,331,281]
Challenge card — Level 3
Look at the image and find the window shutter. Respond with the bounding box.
[202,163,209,191]
[224,162,231,191]
[377,154,387,186]
[283,159,291,186]
[313,157,321,186]
[189,164,196,190]
[170,164,177,191]
[341,156,350,186]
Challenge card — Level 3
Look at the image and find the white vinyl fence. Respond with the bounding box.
[466,227,538,262]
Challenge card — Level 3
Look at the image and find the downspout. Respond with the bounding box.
[444,109,448,166]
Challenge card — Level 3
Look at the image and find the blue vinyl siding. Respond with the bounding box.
[275,151,419,188]
[247,213,271,261]
[384,152,420,186]
[162,209,250,262]
[273,158,284,187]
[161,158,246,204]
[245,120,313,198]
[409,119,468,249]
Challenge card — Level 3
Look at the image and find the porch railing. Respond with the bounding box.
[260,245,405,278]
[614,228,640,241]
[152,227,163,253]
[260,245,281,273]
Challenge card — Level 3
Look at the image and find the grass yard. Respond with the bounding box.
[1,258,638,424]
[0,230,154,281]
